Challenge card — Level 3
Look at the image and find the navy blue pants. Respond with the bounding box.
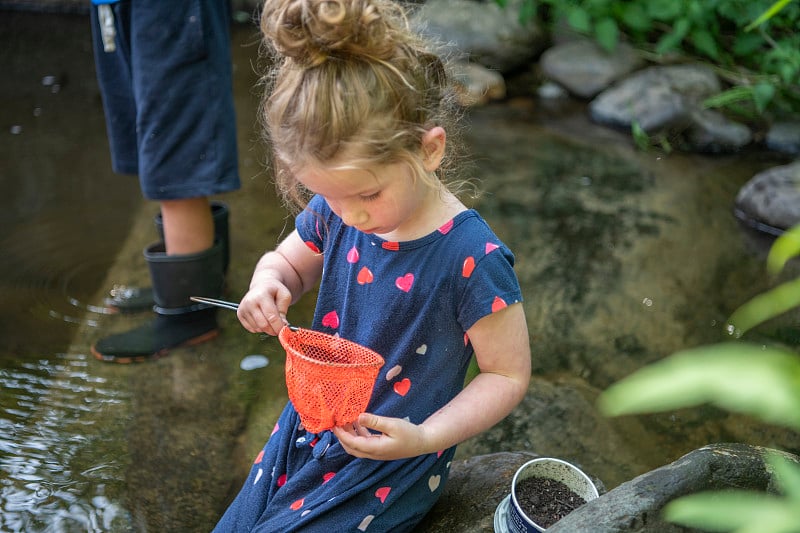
[90,0,240,200]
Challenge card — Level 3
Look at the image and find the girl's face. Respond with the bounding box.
[295,159,437,241]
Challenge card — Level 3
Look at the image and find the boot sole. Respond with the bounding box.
[91,329,220,364]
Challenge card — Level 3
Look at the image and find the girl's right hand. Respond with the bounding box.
[237,276,292,336]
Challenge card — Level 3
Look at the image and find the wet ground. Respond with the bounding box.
[2,8,798,533]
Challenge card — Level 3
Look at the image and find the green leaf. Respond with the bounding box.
[620,3,651,32]
[597,343,800,430]
[767,225,800,275]
[691,28,719,60]
[517,0,537,25]
[703,86,754,109]
[727,278,800,336]
[767,452,800,502]
[745,0,794,32]
[566,7,591,33]
[631,119,649,151]
[752,82,777,114]
[594,17,619,52]
[646,0,682,21]
[663,490,800,532]
[655,17,690,55]
[733,33,766,57]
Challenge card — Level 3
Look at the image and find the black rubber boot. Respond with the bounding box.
[92,240,225,363]
[104,201,229,313]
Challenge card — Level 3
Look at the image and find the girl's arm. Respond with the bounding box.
[333,302,531,460]
[237,229,323,335]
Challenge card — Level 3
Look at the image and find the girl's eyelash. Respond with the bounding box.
[361,191,381,201]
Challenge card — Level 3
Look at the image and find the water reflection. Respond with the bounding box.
[1,353,128,532]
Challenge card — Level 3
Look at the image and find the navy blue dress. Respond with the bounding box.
[214,195,523,532]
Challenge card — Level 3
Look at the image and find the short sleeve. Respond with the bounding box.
[457,244,523,332]
[295,195,334,254]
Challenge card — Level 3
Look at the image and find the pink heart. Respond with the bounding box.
[462,256,475,278]
[491,296,507,313]
[485,242,499,254]
[290,498,304,511]
[323,472,336,484]
[347,246,360,263]
[438,219,454,234]
[357,266,374,285]
[277,473,287,487]
[254,450,264,464]
[395,273,414,292]
[322,310,339,329]
[393,378,411,396]
[305,241,321,254]
[375,486,391,503]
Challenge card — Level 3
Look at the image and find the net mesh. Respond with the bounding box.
[278,326,385,434]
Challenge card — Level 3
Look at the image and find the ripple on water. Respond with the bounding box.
[0,353,130,532]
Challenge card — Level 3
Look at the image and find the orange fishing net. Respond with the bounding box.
[278,326,385,434]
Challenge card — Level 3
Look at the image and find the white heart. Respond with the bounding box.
[301,510,311,517]
[386,365,402,380]
[428,474,441,492]
[358,515,375,531]
[253,468,263,485]
[416,344,427,355]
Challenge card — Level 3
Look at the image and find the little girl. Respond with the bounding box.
[213,0,531,530]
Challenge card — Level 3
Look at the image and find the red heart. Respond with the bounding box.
[491,296,507,313]
[357,266,374,285]
[462,256,475,278]
[438,219,454,234]
[277,473,287,487]
[322,310,339,329]
[395,273,414,292]
[375,486,391,503]
[290,498,304,511]
[305,241,321,254]
[382,241,400,251]
[254,450,264,464]
[347,246,360,263]
[393,378,411,396]
[323,472,336,484]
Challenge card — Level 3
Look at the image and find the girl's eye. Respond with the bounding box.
[361,191,381,202]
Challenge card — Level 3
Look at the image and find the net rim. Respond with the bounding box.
[280,327,385,369]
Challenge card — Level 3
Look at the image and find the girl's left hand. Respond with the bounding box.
[332,413,428,461]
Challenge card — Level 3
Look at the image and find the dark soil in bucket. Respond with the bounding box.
[514,476,587,529]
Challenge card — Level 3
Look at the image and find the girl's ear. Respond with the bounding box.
[421,127,446,172]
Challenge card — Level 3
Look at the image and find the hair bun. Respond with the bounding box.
[262,0,398,66]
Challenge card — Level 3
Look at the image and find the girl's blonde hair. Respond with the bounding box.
[258,0,463,211]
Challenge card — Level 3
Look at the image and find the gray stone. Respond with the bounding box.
[766,121,800,155]
[685,109,752,153]
[420,443,797,533]
[451,61,507,107]
[541,39,645,99]
[548,443,795,533]
[735,160,800,232]
[589,65,721,133]
[409,0,547,73]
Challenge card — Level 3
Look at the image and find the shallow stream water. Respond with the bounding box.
[1,9,797,532]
